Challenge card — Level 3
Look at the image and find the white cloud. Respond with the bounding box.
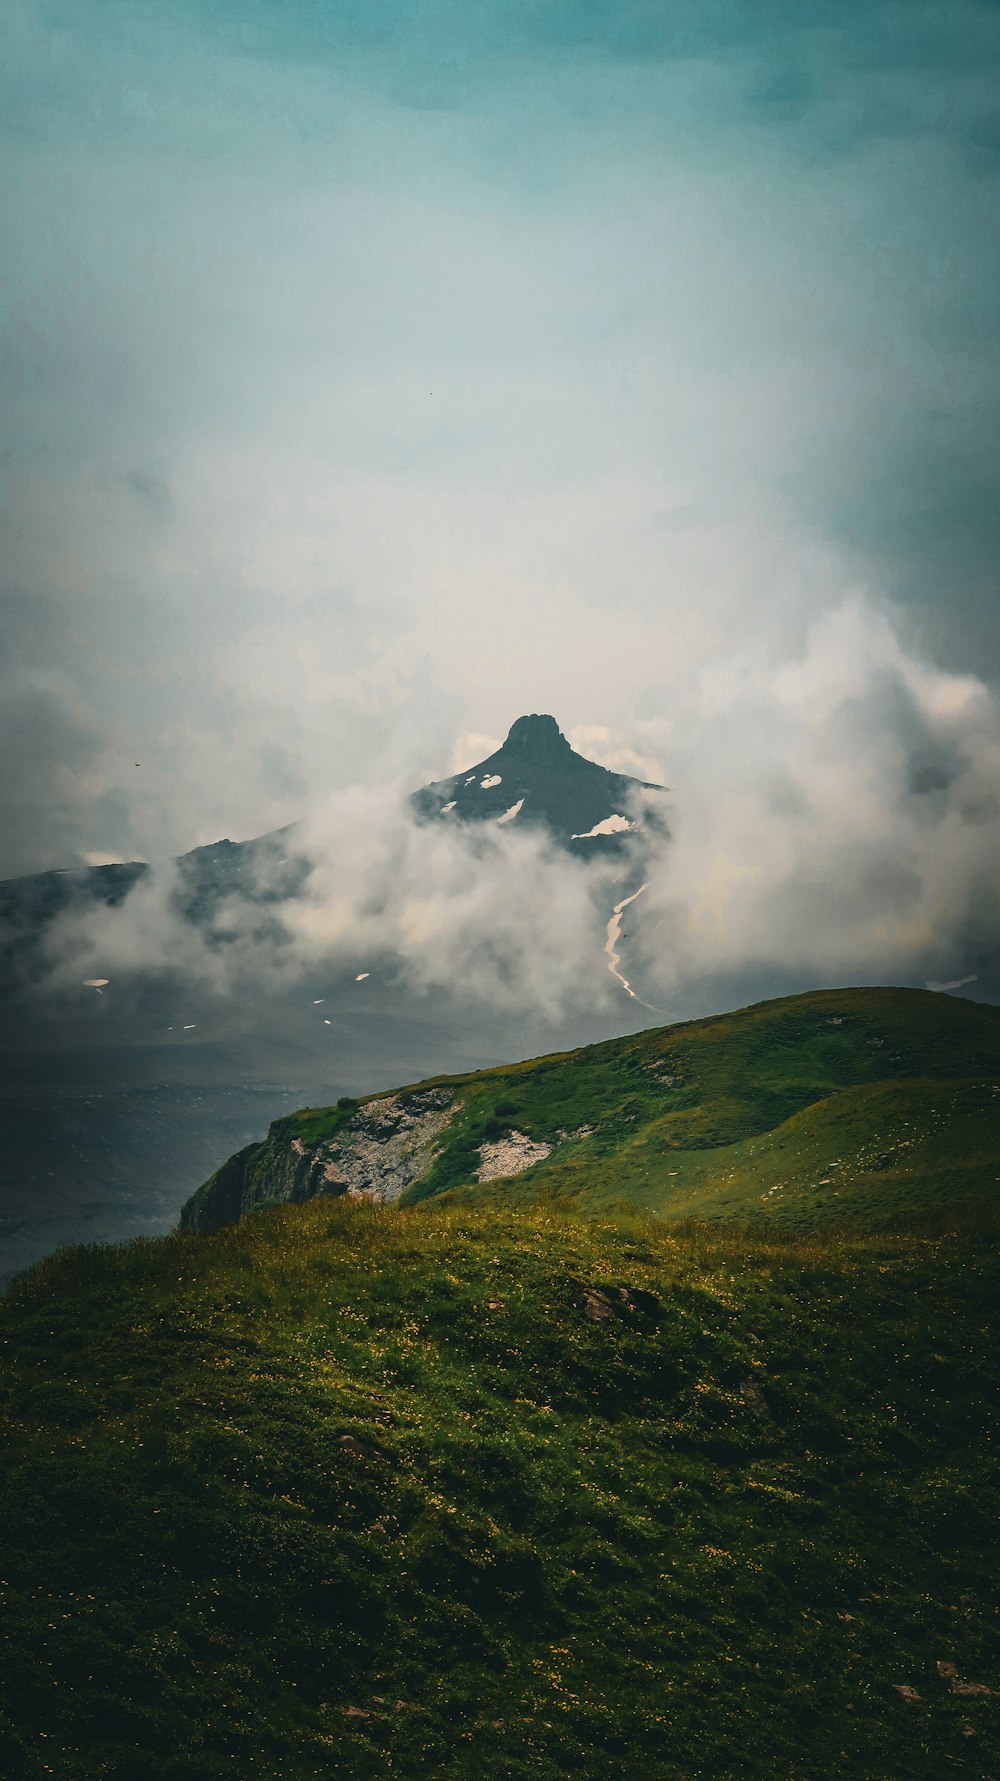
[626,597,1000,995]
[30,595,1000,1027]
[449,734,502,774]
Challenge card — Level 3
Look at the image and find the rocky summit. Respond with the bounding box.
[412,713,667,851]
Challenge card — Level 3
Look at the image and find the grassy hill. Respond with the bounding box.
[184,988,1000,1234]
[2,1200,1000,1778]
[5,985,999,1777]
[420,988,1000,1229]
[458,1074,1000,1228]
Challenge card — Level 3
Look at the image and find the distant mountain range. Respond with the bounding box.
[0,827,307,987]
[0,716,666,984]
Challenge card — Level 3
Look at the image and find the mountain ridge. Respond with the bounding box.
[0,715,658,984]
[181,985,1000,1235]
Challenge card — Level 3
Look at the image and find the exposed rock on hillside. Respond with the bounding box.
[318,1091,455,1204]
[182,1088,454,1233]
[476,1130,552,1181]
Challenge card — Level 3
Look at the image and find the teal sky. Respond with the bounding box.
[2,0,999,874]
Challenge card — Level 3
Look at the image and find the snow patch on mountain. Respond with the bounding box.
[572,814,634,840]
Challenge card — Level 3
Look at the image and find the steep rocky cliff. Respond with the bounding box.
[181,1087,455,1233]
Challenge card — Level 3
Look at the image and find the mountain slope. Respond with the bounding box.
[463,1075,1000,1229]
[182,987,1000,1234]
[0,826,308,987]
[2,1203,998,1778]
[412,713,667,851]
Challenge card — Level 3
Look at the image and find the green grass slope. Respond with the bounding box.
[459,1076,1000,1230]
[1,1202,998,1778]
[179,988,1000,1235]
[393,987,1000,1228]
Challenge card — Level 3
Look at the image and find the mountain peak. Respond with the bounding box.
[412,713,667,850]
[502,713,572,760]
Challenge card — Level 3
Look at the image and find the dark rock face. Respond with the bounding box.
[181,1140,263,1233]
[412,714,667,852]
[502,713,574,761]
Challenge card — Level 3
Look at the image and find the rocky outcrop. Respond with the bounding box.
[312,1090,456,1204]
[181,1087,455,1234]
[476,1130,552,1182]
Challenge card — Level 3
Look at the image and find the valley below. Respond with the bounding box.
[0,966,650,1279]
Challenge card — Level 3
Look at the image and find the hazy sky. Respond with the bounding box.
[2,0,999,877]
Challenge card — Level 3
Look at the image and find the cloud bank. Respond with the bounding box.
[26,597,999,1030]
[1,0,998,883]
[629,598,1000,1005]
